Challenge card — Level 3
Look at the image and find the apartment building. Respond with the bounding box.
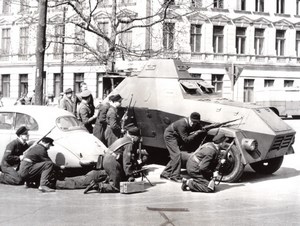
[1,0,300,104]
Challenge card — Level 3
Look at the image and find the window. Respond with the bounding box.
[0,112,14,129]
[96,73,103,99]
[190,24,202,53]
[284,80,294,87]
[119,22,132,49]
[255,0,264,12]
[191,0,202,7]
[74,26,85,55]
[20,0,29,13]
[213,26,224,53]
[19,27,29,60]
[1,28,11,55]
[276,30,285,56]
[240,0,246,10]
[97,22,109,53]
[264,79,274,87]
[254,28,264,55]
[54,73,61,97]
[297,0,300,15]
[244,79,254,102]
[119,0,134,4]
[15,113,38,131]
[212,74,223,93]
[2,0,11,14]
[236,27,246,54]
[276,0,284,14]
[163,23,175,50]
[1,74,10,97]
[54,25,63,59]
[214,0,223,8]
[19,74,28,98]
[74,73,84,94]
[296,31,300,57]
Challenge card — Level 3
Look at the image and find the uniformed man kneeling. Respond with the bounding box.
[181,131,227,193]
[18,137,64,192]
[84,126,145,194]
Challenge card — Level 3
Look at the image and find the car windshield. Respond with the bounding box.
[56,116,85,131]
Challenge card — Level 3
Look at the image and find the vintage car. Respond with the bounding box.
[0,105,106,172]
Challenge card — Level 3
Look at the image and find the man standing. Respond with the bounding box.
[93,95,115,145]
[78,90,95,133]
[84,126,143,194]
[181,132,226,193]
[160,112,206,182]
[59,88,74,113]
[0,126,29,185]
[18,137,64,192]
[73,82,95,117]
[105,94,123,146]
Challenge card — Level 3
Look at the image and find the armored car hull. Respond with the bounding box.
[112,59,295,182]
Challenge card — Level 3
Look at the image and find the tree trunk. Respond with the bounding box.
[35,0,48,105]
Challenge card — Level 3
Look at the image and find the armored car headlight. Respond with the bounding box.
[242,138,258,152]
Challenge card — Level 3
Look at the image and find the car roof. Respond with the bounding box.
[0,105,75,132]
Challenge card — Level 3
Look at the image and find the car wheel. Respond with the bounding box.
[250,156,284,174]
[218,144,245,183]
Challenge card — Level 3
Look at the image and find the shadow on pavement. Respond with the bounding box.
[239,167,300,183]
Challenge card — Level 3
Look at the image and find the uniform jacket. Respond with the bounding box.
[73,92,95,116]
[78,102,94,133]
[1,138,29,168]
[188,142,220,180]
[95,102,110,125]
[24,144,52,163]
[106,106,122,136]
[59,96,74,113]
[106,135,139,177]
[165,117,202,145]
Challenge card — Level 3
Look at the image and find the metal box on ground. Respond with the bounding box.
[120,181,145,194]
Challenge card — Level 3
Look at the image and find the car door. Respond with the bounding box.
[0,112,15,162]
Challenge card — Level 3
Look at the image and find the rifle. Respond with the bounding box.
[215,140,235,184]
[132,168,153,186]
[202,117,242,131]
[23,125,56,156]
[121,94,133,131]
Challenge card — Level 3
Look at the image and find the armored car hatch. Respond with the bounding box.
[112,59,295,182]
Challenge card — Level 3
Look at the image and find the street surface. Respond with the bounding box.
[0,120,300,226]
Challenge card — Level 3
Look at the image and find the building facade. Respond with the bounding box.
[1,0,300,106]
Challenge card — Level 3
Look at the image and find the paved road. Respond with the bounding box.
[0,120,300,226]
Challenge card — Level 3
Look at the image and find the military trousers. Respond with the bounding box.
[0,166,23,185]
[19,160,55,187]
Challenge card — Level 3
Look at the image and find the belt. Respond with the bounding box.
[23,158,33,163]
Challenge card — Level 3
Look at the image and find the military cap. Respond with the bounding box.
[108,95,116,101]
[212,132,226,144]
[127,126,140,136]
[81,90,91,98]
[111,94,123,102]
[41,137,54,146]
[190,112,201,123]
[64,88,73,94]
[16,126,29,136]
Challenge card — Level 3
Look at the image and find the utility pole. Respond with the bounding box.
[60,6,66,93]
[35,0,48,105]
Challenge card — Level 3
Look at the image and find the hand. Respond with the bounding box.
[128,176,135,182]
[220,159,226,164]
[19,155,24,161]
[213,171,219,178]
[60,165,66,170]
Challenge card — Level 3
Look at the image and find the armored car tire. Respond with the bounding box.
[249,156,284,174]
[219,144,245,183]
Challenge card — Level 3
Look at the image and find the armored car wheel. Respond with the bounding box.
[249,156,284,174]
[219,144,245,183]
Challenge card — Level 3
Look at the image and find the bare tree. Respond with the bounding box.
[48,0,175,72]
